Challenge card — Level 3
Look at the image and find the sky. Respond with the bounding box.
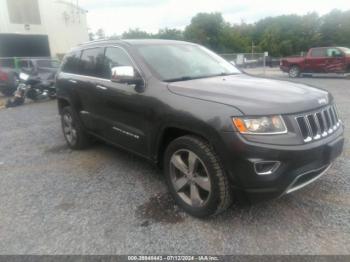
[78,0,350,36]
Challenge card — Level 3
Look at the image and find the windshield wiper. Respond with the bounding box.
[164,76,194,82]
[164,72,240,83]
[217,72,240,76]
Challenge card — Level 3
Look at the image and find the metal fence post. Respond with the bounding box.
[263,55,266,76]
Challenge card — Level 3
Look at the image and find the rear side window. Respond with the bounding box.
[103,47,133,78]
[61,51,81,74]
[310,48,326,57]
[80,47,105,77]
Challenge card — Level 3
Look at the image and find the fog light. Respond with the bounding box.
[254,161,281,175]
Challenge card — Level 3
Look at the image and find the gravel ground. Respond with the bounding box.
[0,76,349,255]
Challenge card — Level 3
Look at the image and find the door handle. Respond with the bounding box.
[96,85,108,90]
[69,79,77,84]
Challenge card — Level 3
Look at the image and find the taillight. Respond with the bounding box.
[0,70,9,81]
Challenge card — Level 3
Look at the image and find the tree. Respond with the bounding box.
[156,28,183,40]
[219,23,250,53]
[115,9,350,57]
[88,29,95,41]
[184,12,225,51]
[320,9,350,47]
[122,28,152,39]
[96,28,105,40]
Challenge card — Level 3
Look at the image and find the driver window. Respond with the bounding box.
[103,47,133,79]
[326,48,342,57]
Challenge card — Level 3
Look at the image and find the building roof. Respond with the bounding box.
[55,0,88,13]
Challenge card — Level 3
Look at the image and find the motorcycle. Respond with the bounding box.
[6,72,56,108]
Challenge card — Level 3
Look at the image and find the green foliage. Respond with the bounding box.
[184,12,225,50]
[320,10,350,47]
[122,28,152,39]
[96,28,105,40]
[96,9,350,57]
[156,28,184,40]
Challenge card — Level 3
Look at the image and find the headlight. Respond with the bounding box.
[233,115,287,134]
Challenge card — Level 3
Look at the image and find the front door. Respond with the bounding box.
[325,48,346,73]
[93,46,150,157]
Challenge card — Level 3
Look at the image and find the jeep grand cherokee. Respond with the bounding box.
[56,40,344,217]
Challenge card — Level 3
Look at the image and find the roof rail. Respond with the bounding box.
[80,38,120,45]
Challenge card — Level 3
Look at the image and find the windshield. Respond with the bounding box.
[339,47,350,55]
[37,60,60,68]
[136,44,240,81]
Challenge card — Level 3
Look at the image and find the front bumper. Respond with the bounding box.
[218,126,344,202]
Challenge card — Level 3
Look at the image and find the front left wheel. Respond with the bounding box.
[289,65,300,78]
[164,135,233,218]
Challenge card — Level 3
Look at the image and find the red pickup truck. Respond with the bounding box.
[280,47,350,77]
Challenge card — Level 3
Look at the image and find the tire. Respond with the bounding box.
[26,89,39,101]
[346,67,350,79]
[61,106,91,149]
[5,97,24,108]
[1,73,19,96]
[164,135,232,218]
[289,65,300,78]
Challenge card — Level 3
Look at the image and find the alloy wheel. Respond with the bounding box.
[169,149,211,207]
[289,67,299,78]
[62,113,77,145]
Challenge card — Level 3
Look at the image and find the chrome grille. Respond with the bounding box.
[295,105,341,143]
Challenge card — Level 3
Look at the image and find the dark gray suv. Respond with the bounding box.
[56,39,344,217]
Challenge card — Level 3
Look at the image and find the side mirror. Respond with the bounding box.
[111,66,143,85]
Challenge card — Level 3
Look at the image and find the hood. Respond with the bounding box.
[167,74,331,115]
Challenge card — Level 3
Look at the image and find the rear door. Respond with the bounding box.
[56,50,83,116]
[325,48,346,73]
[74,47,106,131]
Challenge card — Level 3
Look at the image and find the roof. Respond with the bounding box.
[80,39,194,47]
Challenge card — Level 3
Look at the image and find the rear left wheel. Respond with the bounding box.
[61,106,91,149]
[164,135,233,218]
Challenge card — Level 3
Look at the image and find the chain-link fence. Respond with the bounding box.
[220,52,282,76]
[220,53,281,67]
